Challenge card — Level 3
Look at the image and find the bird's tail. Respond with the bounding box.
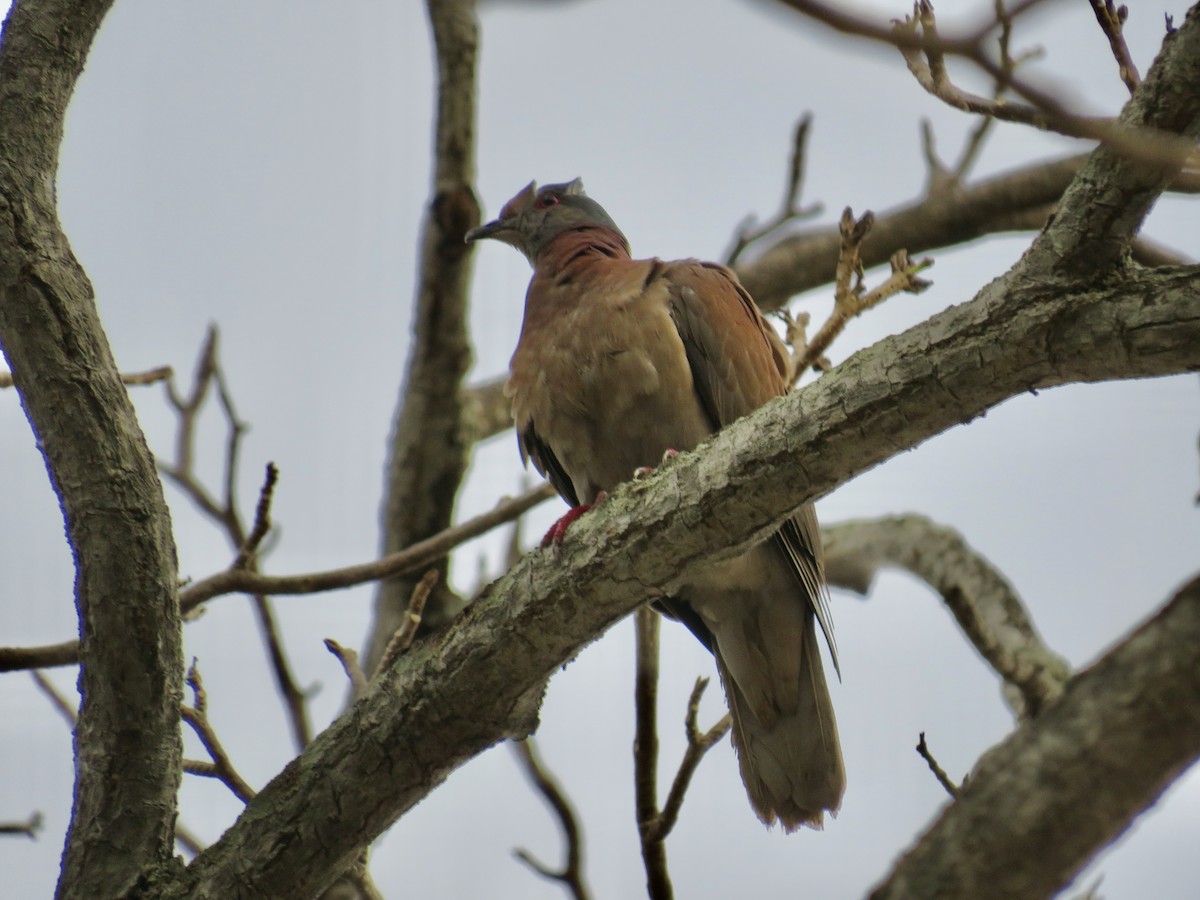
[715,614,845,831]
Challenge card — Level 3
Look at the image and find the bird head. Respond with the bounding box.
[466,178,627,264]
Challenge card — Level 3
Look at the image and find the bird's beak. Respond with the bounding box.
[464,218,508,243]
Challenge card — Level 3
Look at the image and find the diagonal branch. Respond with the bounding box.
[176,257,1200,897]
[823,516,1071,719]
[870,575,1200,898]
[512,738,592,900]
[0,484,556,672]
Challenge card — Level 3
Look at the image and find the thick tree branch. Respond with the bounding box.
[173,257,1199,896]
[736,153,1073,311]
[0,2,184,898]
[364,0,481,669]
[823,516,1071,719]
[1015,4,1200,280]
[870,575,1200,898]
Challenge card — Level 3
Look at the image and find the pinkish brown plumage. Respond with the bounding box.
[467,178,845,830]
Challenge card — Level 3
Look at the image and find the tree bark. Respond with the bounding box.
[870,575,1200,899]
[364,0,481,671]
[0,2,183,897]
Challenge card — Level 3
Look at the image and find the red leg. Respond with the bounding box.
[541,491,608,547]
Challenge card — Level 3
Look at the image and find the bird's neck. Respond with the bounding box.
[534,225,632,274]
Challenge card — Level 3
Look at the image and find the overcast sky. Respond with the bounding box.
[2,1,1197,897]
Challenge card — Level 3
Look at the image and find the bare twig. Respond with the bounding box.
[725,114,822,265]
[777,0,1200,181]
[373,569,438,677]
[1089,0,1140,93]
[632,609,732,897]
[790,209,932,380]
[651,679,731,841]
[181,661,256,804]
[31,670,77,726]
[178,484,554,613]
[233,462,279,569]
[0,812,43,839]
[1,366,171,389]
[0,484,557,673]
[325,639,370,698]
[916,732,963,798]
[159,329,312,749]
[512,739,592,900]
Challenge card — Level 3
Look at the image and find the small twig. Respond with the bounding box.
[512,738,592,900]
[793,209,932,380]
[1089,0,1140,94]
[325,638,370,698]
[179,483,556,614]
[373,568,438,677]
[1071,874,1106,900]
[174,822,206,858]
[31,670,77,726]
[725,114,823,265]
[652,680,731,841]
[0,366,172,389]
[0,812,43,839]
[233,462,279,569]
[917,732,963,798]
[161,330,312,749]
[181,660,256,804]
[632,612,732,894]
[213,360,248,523]
[0,484,558,673]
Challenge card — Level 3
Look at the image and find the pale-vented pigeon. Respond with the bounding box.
[466,178,845,831]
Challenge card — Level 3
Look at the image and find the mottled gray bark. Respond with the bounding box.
[870,575,1200,899]
[824,516,1072,718]
[364,0,480,671]
[0,1,183,897]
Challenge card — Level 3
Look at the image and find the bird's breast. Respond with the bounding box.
[508,272,712,500]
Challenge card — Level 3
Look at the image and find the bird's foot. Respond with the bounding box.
[540,491,609,547]
[633,448,680,479]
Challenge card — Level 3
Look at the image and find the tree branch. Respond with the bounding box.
[175,255,1200,896]
[870,575,1200,898]
[0,484,555,672]
[0,2,183,896]
[633,609,671,900]
[512,739,592,900]
[364,0,481,669]
[823,516,1071,718]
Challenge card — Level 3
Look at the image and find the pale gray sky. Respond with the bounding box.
[2,1,1197,897]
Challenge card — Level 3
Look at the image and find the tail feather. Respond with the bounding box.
[715,607,844,831]
[679,533,845,830]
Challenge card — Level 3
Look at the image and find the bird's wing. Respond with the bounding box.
[662,260,838,673]
[517,420,580,508]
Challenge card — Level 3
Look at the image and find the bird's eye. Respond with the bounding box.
[535,193,560,210]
